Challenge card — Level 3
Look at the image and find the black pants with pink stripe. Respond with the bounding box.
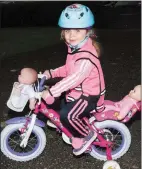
[59,95,98,138]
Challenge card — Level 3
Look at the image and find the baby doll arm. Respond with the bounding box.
[26,85,36,110]
[117,96,136,120]
[29,98,36,110]
[117,105,133,120]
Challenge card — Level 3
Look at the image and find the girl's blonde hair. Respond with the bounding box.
[60,28,101,57]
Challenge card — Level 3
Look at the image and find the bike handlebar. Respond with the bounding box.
[39,76,46,92]
[34,74,47,92]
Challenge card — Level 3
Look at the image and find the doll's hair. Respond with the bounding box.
[60,28,101,57]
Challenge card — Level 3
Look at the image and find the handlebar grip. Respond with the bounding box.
[39,76,46,92]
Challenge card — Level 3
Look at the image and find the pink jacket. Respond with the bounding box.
[49,38,106,112]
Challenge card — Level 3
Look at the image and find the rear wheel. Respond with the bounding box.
[90,120,131,161]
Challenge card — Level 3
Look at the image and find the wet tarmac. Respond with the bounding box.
[0,29,141,169]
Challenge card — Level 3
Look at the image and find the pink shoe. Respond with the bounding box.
[72,131,97,156]
[72,138,84,149]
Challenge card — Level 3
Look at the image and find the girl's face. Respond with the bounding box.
[64,29,87,46]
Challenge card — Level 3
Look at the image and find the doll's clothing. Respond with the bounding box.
[7,82,35,112]
[104,95,138,119]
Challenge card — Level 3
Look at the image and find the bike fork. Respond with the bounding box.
[20,113,37,148]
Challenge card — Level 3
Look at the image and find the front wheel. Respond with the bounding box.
[1,123,46,162]
[90,120,131,161]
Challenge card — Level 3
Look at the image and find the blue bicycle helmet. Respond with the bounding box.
[58,4,95,28]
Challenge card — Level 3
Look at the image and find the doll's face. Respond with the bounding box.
[128,85,141,101]
[18,69,31,84]
[18,68,37,84]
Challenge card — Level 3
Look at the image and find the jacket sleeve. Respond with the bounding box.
[50,65,67,78]
[49,60,94,97]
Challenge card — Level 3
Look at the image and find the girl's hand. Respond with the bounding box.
[42,90,55,105]
[43,70,51,79]
[42,90,50,100]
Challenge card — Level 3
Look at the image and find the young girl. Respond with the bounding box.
[42,4,106,156]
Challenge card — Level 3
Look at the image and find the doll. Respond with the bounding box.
[104,85,141,120]
[7,68,37,112]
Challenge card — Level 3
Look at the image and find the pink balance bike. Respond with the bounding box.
[1,76,141,162]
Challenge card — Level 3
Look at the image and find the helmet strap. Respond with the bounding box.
[69,35,89,53]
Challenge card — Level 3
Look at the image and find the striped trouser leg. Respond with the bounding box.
[67,98,89,137]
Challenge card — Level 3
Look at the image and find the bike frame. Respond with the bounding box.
[32,101,114,160]
[3,76,141,162]
[18,96,141,160]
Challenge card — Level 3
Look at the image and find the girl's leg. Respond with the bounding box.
[60,97,97,156]
[60,98,89,137]
[60,99,88,137]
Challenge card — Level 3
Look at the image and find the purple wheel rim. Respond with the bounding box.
[92,128,124,156]
[6,127,40,156]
